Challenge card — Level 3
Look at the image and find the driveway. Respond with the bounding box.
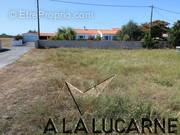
[0,43,34,69]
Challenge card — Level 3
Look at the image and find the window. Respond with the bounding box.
[78,35,85,39]
[103,36,109,40]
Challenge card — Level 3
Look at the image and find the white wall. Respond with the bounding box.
[12,40,23,46]
[23,33,39,42]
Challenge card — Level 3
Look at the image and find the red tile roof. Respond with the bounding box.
[74,29,98,35]
[74,28,119,35]
[100,29,119,35]
[24,28,120,37]
[40,33,55,37]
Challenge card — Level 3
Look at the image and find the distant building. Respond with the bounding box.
[22,28,120,42]
[22,32,55,42]
[22,33,39,42]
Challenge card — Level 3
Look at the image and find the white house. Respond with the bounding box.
[74,28,119,40]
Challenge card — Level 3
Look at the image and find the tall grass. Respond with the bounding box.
[2,48,179,134]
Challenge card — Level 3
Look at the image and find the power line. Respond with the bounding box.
[50,0,180,15]
[154,7,180,15]
[154,8,174,24]
[50,0,150,8]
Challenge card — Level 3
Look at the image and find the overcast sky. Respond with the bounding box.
[0,0,180,35]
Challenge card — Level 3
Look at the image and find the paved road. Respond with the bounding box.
[0,44,34,69]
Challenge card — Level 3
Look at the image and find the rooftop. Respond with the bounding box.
[23,28,120,37]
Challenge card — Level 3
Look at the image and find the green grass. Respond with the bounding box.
[1,48,180,134]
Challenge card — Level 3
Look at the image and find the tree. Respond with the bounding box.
[52,27,76,40]
[141,20,169,40]
[15,34,23,40]
[168,20,180,47]
[28,30,37,33]
[0,33,13,38]
[142,32,156,49]
[117,20,143,41]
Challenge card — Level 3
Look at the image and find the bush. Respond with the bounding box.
[15,34,23,40]
[122,34,130,41]
[142,32,156,49]
[49,36,58,40]
[95,35,102,41]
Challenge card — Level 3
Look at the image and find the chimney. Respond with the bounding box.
[84,26,86,30]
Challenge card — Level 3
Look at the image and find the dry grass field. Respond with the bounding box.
[0,48,179,134]
[0,38,12,48]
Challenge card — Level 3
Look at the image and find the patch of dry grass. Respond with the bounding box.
[0,48,179,134]
[0,38,13,48]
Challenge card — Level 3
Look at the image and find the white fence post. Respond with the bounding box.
[176,46,180,52]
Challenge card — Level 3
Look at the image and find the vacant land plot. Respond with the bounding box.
[0,38,12,48]
[0,48,179,134]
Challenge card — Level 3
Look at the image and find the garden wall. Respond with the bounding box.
[154,41,172,48]
[37,40,143,49]
[12,40,23,46]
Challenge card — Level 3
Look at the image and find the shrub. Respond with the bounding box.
[142,32,156,49]
[122,34,130,41]
[15,34,23,40]
[95,35,102,41]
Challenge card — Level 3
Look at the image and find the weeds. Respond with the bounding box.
[0,48,179,134]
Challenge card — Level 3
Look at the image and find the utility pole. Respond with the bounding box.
[148,5,154,48]
[37,0,40,39]
[150,5,154,38]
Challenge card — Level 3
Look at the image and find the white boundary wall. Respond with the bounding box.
[12,40,23,46]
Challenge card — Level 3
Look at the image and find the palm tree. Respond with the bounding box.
[56,27,76,40]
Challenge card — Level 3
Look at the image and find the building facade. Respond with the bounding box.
[75,28,119,40]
